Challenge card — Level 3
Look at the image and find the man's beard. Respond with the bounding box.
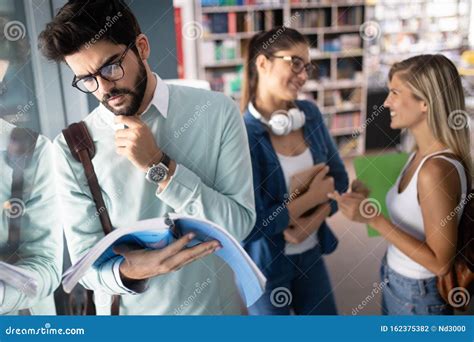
[101,60,148,116]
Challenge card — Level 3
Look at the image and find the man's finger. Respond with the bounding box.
[163,240,220,270]
[114,137,130,147]
[174,244,220,270]
[157,233,197,260]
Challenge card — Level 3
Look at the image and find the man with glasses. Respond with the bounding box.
[39,0,255,315]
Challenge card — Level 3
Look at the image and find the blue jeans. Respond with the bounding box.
[249,243,337,315]
[380,257,453,315]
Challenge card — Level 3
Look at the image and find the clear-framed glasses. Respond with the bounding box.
[271,55,315,77]
[72,46,130,93]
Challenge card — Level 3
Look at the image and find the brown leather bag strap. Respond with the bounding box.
[2,128,38,263]
[62,121,120,315]
[63,122,113,234]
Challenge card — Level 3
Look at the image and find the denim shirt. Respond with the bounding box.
[243,100,349,275]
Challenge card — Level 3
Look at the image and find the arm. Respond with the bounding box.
[0,139,62,314]
[284,202,331,244]
[329,158,461,276]
[370,158,460,276]
[156,97,256,242]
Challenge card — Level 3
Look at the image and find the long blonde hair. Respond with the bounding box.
[389,54,472,185]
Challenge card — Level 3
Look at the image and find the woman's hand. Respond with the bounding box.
[289,163,326,195]
[287,165,334,220]
[283,202,331,244]
[350,179,370,197]
[327,191,380,224]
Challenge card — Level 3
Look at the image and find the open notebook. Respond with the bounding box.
[0,262,38,297]
[62,214,266,307]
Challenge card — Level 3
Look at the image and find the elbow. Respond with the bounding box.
[432,260,454,277]
[238,206,257,242]
[434,264,452,277]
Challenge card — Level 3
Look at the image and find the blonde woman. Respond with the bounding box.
[329,54,472,315]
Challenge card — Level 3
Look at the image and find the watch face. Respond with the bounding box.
[148,164,168,184]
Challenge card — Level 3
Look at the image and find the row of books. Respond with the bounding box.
[323,33,362,52]
[202,0,284,6]
[337,6,364,26]
[201,40,238,65]
[290,0,334,4]
[329,112,361,131]
[206,69,243,98]
[291,9,331,28]
[203,10,283,35]
[323,88,361,107]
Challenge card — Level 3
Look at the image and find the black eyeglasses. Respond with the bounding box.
[72,46,130,94]
[271,55,315,77]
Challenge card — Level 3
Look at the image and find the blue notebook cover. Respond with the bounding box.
[90,216,265,307]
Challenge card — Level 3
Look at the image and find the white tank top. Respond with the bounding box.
[386,149,468,279]
[276,148,319,255]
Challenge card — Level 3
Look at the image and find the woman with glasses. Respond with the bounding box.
[241,27,349,315]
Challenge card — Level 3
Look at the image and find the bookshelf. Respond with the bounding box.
[365,0,472,90]
[195,0,369,156]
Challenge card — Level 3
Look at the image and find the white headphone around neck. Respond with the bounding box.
[248,102,306,136]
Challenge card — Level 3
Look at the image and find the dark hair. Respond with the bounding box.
[240,26,308,112]
[0,16,29,64]
[38,0,142,62]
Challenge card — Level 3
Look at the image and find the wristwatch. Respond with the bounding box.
[145,152,171,184]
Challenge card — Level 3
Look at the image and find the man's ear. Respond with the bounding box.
[135,34,150,60]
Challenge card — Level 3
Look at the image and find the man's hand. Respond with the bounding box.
[114,115,163,172]
[283,202,331,244]
[114,233,221,281]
